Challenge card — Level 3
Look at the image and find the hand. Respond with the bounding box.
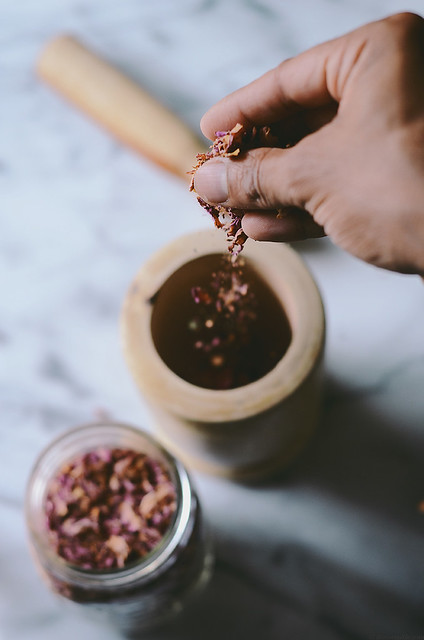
[194,12,424,276]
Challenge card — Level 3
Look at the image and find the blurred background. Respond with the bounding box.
[1,1,424,639]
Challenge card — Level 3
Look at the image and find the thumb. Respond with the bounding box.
[193,142,319,212]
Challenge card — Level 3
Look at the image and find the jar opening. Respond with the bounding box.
[150,253,292,390]
[43,446,178,572]
[26,423,195,588]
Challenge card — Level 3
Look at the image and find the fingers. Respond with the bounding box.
[200,26,367,140]
[193,139,329,243]
[200,13,424,141]
[193,143,318,211]
[242,209,325,243]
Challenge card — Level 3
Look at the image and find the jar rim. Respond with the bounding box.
[25,421,196,590]
[121,229,325,422]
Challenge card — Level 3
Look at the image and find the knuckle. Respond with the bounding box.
[282,152,302,206]
[388,11,424,29]
[281,145,310,209]
[235,150,274,208]
[385,11,424,39]
[229,145,311,210]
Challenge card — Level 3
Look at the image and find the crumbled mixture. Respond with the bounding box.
[189,123,279,260]
[186,124,291,377]
[44,448,177,570]
[190,257,257,359]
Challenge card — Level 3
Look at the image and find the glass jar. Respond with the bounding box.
[25,422,212,636]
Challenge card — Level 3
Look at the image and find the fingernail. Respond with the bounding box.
[193,159,228,204]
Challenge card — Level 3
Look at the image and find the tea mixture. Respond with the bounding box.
[44,448,177,570]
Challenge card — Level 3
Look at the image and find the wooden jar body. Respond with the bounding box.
[122,230,325,479]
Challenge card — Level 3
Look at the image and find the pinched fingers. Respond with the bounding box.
[193,145,312,211]
[193,142,327,243]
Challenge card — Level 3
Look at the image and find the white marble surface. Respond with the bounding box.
[1,1,424,638]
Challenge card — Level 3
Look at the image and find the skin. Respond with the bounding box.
[194,12,424,276]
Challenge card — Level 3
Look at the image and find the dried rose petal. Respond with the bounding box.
[106,535,129,568]
[44,448,177,570]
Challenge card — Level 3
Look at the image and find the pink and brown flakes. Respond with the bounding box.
[44,448,177,570]
[189,123,280,260]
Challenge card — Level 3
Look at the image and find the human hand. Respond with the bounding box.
[194,13,424,276]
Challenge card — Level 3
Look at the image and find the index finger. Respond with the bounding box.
[200,25,368,140]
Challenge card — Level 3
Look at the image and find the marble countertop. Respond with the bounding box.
[1,1,424,638]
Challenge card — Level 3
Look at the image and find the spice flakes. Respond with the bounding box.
[190,258,257,354]
[186,124,289,384]
[188,259,259,388]
[45,448,177,570]
[189,123,279,261]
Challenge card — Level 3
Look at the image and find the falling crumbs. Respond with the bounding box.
[189,122,281,261]
[187,123,288,385]
[45,448,177,570]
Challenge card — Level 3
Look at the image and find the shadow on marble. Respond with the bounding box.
[124,558,346,640]
[122,546,424,640]
[124,375,424,640]
[233,374,424,637]
[288,375,424,530]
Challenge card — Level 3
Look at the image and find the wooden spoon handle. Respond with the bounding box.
[37,35,206,180]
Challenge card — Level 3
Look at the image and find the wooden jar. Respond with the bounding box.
[121,230,325,480]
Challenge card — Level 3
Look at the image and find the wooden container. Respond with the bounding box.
[121,230,325,480]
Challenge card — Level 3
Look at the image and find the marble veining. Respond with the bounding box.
[1,1,424,639]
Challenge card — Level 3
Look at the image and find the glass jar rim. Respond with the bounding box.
[25,421,195,590]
